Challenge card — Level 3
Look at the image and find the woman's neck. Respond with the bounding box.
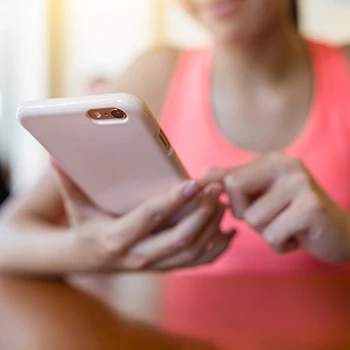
[214,24,309,85]
[210,22,314,152]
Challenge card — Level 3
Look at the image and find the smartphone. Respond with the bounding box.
[17,93,189,216]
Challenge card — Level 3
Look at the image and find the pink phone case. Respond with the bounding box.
[17,93,189,215]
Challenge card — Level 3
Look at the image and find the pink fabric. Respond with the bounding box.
[160,41,350,346]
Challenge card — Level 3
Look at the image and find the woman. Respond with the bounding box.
[1,0,350,289]
[159,0,350,269]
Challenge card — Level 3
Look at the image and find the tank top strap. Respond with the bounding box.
[308,41,350,132]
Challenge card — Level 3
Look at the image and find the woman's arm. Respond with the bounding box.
[0,170,77,274]
[2,170,67,231]
[0,163,231,275]
[0,46,233,276]
[3,45,181,229]
[0,46,182,272]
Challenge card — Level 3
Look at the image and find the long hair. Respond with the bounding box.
[291,0,299,28]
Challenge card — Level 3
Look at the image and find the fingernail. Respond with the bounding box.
[182,180,202,197]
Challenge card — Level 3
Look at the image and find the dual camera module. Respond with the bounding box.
[87,108,127,121]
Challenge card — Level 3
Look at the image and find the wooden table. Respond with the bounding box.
[1,272,350,349]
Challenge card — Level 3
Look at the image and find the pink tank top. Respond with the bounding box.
[160,41,350,347]
[160,41,350,274]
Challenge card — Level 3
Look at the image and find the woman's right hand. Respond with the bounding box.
[54,168,234,273]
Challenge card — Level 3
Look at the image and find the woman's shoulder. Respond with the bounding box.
[111,45,211,117]
[114,46,183,117]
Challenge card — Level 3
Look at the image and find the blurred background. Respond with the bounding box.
[1,0,350,196]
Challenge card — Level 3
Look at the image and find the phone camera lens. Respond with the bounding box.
[111,109,127,120]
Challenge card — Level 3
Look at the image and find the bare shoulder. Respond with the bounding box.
[116,46,182,117]
[132,45,181,69]
[341,45,350,70]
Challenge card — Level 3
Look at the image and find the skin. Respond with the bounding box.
[1,0,350,276]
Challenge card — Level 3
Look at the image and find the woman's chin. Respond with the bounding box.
[206,22,270,46]
[208,26,251,46]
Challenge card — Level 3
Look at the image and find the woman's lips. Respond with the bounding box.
[202,0,240,19]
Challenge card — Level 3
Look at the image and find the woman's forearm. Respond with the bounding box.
[0,230,79,275]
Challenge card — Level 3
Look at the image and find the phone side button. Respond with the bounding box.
[157,129,172,155]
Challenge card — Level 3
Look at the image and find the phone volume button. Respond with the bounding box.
[157,129,172,155]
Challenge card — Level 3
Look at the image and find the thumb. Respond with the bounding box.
[202,167,229,184]
[51,158,92,223]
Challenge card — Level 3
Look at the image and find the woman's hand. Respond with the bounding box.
[206,152,350,263]
[54,168,234,273]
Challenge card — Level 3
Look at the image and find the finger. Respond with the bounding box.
[153,183,222,232]
[192,230,236,266]
[222,159,277,219]
[261,199,311,254]
[224,175,250,220]
[204,181,230,208]
[243,180,295,230]
[51,159,93,223]
[288,192,347,262]
[147,205,226,269]
[203,159,279,219]
[110,180,204,252]
[226,158,277,194]
[202,167,229,184]
[260,187,343,257]
[149,232,232,271]
[128,199,220,264]
[204,160,275,193]
[206,153,291,197]
[204,182,223,200]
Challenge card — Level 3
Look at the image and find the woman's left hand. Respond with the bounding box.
[206,152,350,263]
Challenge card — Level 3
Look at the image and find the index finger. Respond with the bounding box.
[215,157,279,219]
[109,180,204,250]
[200,168,229,186]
